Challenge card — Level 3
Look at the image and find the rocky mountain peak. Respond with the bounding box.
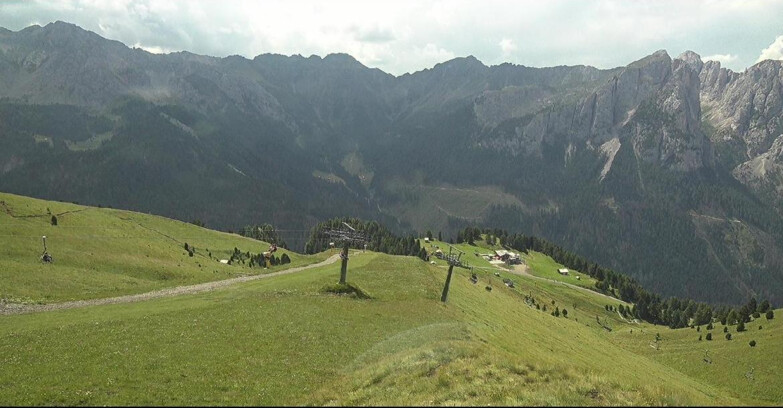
[616,50,710,171]
[322,52,363,67]
[434,55,487,73]
[628,49,671,69]
[473,49,711,171]
[700,55,782,160]
[33,20,112,48]
[677,50,704,74]
[46,20,82,32]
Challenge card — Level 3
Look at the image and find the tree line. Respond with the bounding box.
[304,217,426,260]
[239,223,289,248]
[299,217,774,329]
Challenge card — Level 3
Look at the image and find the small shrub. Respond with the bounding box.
[725,333,732,340]
[696,326,701,332]
[706,333,712,341]
[698,335,702,341]
[737,321,745,332]
[50,215,58,226]
[749,340,756,347]
[562,309,568,318]
[752,311,761,319]
[723,327,728,333]
[766,310,774,320]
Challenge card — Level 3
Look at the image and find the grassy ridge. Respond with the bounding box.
[0,192,325,303]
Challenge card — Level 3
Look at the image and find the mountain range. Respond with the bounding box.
[1,21,782,305]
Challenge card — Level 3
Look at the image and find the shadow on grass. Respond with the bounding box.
[322,282,373,299]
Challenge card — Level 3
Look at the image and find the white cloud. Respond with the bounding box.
[704,53,738,64]
[499,38,517,58]
[413,43,455,68]
[757,35,783,62]
[1,0,783,75]
[350,25,396,44]
[132,42,171,54]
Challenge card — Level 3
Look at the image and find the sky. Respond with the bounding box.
[0,0,782,76]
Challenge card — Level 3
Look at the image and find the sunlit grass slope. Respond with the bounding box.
[423,238,598,290]
[2,247,777,405]
[613,310,782,404]
[1,193,779,405]
[0,192,325,303]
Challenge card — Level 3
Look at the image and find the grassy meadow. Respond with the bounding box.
[0,193,780,406]
[0,192,326,303]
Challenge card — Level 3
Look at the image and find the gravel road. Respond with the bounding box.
[505,263,620,302]
[0,253,341,316]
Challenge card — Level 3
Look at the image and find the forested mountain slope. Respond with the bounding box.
[1,21,781,305]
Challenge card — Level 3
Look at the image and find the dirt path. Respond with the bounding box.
[504,263,620,302]
[0,253,342,316]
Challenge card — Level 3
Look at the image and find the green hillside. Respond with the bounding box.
[0,192,326,304]
[0,193,780,405]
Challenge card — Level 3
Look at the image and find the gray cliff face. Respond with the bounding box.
[701,58,783,157]
[733,134,783,194]
[678,50,704,74]
[626,56,711,171]
[476,50,711,172]
[697,54,783,197]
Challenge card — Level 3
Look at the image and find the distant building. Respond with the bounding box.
[494,249,511,258]
[558,268,569,275]
[220,259,229,264]
[495,249,521,265]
